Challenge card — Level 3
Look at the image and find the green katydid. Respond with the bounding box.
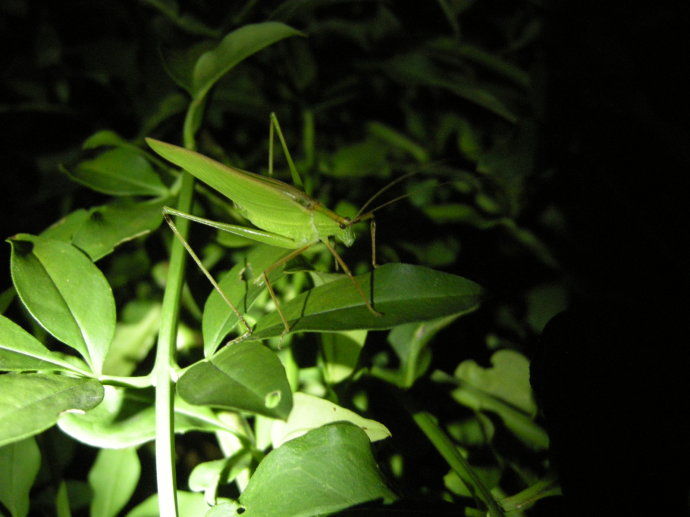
[146,115,411,343]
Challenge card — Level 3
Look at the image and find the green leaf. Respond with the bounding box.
[0,373,104,447]
[82,130,129,150]
[450,350,549,449]
[325,138,391,178]
[42,200,165,262]
[270,392,391,448]
[126,491,227,517]
[252,263,483,339]
[456,350,536,416]
[70,199,165,261]
[102,301,161,376]
[320,330,366,384]
[177,341,293,420]
[62,148,167,197]
[387,315,460,388]
[238,422,396,516]
[58,387,228,449]
[191,22,304,101]
[9,234,116,374]
[0,314,90,374]
[188,452,251,505]
[88,448,141,517]
[55,481,71,517]
[140,0,220,38]
[203,245,291,357]
[0,437,41,517]
[384,53,517,123]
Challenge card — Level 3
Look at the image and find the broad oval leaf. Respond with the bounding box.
[238,422,396,516]
[88,447,141,517]
[0,437,41,517]
[252,263,483,339]
[0,373,104,447]
[192,22,304,100]
[203,245,291,357]
[9,234,116,374]
[270,392,391,448]
[62,148,167,196]
[177,341,293,420]
[0,315,90,374]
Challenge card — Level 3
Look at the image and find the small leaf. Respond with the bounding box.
[0,437,41,517]
[177,341,293,420]
[455,350,536,416]
[82,130,129,150]
[102,301,161,376]
[270,393,391,448]
[0,314,90,374]
[239,423,396,516]
[62,148,167,197]
[188,452,251,505]
[252,263,483,339]
[9,234,116,374]
[0,373,104,447]
[450,350,549,449]
[192,22,304,100]
[88,448,141,517]
[320,330,367,384]
[388,315,459,388]
[203,245,291,357]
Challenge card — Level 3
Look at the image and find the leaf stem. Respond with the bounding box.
[411,411,505,517]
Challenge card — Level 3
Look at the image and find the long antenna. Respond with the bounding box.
[354,172,417,220]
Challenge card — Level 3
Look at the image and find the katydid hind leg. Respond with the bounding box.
[163,208,253,344]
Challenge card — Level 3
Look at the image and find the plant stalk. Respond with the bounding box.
[153,108,198,517]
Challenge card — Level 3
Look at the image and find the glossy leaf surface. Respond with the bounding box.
[238,423,396,516]
[177,341,293,420]
[203,245,291,357]
[0,315,89,374]
[0,437,41,517]
[252,263,482,339]
[63,148,167,197]
[0,373,104,447]
[270,393,391,448]
[9,234,116,374]
[88,447,141,517]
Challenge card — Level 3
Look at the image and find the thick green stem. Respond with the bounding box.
[412,411,504,517]
[153,108,198,517]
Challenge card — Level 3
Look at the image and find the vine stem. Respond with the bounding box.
[153,106,199,517]
[411,411,505,517]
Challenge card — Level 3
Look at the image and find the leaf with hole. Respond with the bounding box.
[177,341,293,420]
